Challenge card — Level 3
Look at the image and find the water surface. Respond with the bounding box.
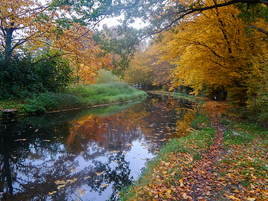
[0,94,194,201]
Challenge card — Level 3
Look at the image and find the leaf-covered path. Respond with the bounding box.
[176,101,228,200]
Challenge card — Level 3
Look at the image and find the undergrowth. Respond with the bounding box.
[0,82,147,114]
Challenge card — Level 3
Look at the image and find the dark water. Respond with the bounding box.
[0,94,194,201]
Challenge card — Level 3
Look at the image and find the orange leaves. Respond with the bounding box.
[123,152,194,200]
[0,0,112,83]
[123,97,268,201]
[51,24,112,83]
[203,101,230,119]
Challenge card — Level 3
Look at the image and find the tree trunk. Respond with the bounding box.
[4,28,14,61]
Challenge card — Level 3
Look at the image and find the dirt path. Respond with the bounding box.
[176,101,229,200]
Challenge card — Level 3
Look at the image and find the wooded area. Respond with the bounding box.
[1,0,268,122]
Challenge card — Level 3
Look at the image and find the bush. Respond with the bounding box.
[0,51,73,99]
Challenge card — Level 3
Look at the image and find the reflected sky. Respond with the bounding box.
[0,94,194,201]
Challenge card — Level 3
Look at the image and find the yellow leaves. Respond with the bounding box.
[154,0,267,96]
[57,184,65,190]
[48,191,57,195]
[54,177,78,192]
[58,25,113,83]
[179,179,184,187]
[228,195,241,200]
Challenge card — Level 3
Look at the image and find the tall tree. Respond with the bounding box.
[155,0,267,104]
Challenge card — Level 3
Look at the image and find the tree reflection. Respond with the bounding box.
[0,94,194,200]
[0,120,72,200]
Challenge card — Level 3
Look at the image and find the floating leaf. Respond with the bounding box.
[48,191,57,195]
[96,171,105,176]
[57,185,65,190]
[15,139,26,141]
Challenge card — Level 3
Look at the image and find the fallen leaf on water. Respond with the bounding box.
[55,180,66,185]
[96,171,105,176]
[15,139,26,141]
[57,185,65,190]
[48,191,57,195]
[70,168,79,172]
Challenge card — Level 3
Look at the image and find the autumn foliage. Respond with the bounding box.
[128,0,268,121]
[0,0,114,98]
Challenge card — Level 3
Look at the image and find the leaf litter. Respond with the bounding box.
[121,100,268,200]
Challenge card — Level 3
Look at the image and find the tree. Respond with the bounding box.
[0,0,124,61]
[52,24,113,84]
[124,47,153,88]
[124,41,174,90]
[0,0,117,97]
[155,0,267,105]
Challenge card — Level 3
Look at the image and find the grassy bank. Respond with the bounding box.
[217,118,268,199]
[0,82,147,115]
[120,92,268,200]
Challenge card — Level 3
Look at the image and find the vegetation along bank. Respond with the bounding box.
[0,82,147,116]
[120,91,268,201]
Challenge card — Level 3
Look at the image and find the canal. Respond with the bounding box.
[0,94,194,201]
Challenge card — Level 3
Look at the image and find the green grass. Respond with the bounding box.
[216,115,268,198]
[0,82,147,115]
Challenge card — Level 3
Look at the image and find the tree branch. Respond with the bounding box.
[249,25,268,36]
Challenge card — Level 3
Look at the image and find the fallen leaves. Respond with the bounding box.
[122,100,268,201]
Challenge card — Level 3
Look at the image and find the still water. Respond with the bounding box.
[0,94,194,201]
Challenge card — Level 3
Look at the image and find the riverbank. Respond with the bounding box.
[0,82,147,115]
[120,92,268,200]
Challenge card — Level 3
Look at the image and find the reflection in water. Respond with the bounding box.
[0,94,194,201]
[174,108,197,137]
